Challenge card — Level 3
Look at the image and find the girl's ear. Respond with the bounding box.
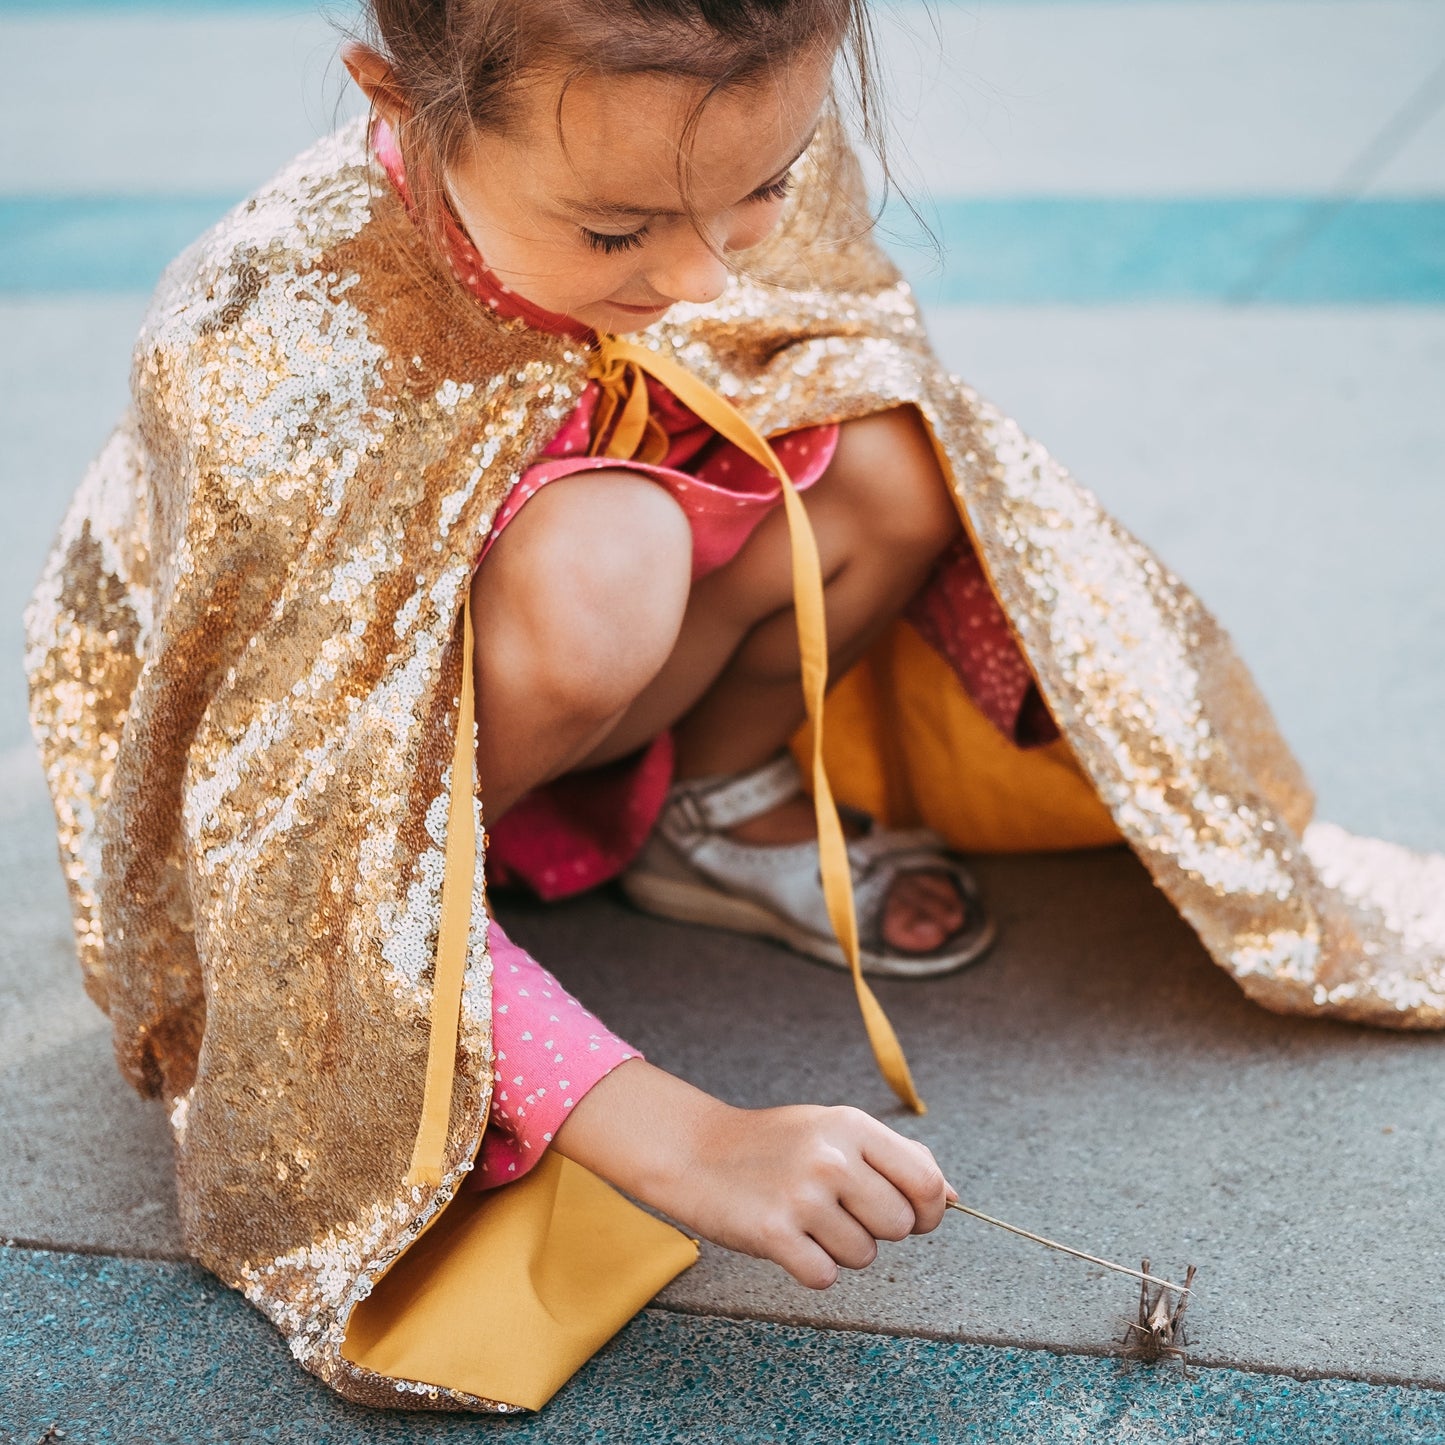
[342,42,411,128]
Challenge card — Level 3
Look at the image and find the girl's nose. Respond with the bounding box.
[646,231,730,307]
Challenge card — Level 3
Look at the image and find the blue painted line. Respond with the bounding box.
[6,1246,1445,1444]
[3,194,1443,303]
[890,196,1445,304]
[0,195,239,293]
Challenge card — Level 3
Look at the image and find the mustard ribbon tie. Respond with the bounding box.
[588,350,669,465]
[406,598,478,1188]
[406,334,924,1189]
[587,334,925,1116]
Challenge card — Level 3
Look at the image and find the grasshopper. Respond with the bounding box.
[1121,1258,1197,1368]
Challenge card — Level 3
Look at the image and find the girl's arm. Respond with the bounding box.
[552,1056,956,1289]
[474,923,642,1189]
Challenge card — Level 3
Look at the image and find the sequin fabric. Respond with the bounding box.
[23,116,1445,1414]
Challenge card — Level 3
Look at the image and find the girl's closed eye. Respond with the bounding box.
[753,174,795,203]
[580,174,793,254]
[584,227,648,254]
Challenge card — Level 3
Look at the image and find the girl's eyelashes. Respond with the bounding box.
[753,174,795,202]
[583,226,648,254]
[579,175,792,253]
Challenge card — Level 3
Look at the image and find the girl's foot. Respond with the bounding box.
[620,752,995,978]
[725,792,967,953]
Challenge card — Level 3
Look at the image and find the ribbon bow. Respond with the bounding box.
[586,338,670,464]
[405,335,924,1189]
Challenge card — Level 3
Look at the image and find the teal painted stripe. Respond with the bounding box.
[3,194,1444,303]
[8,1248,1445,1444]
[0,195,238,293]
[893,196,1445,304]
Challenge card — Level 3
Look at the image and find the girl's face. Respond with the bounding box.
[438,50,836,335]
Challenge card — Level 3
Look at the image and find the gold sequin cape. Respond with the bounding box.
[25,118,1445,1412]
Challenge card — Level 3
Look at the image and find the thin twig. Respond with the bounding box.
[946,1201,1190,1294]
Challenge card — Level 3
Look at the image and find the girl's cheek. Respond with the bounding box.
[527,237,620,300]
[728,202,789,253]
[579,251,637,292]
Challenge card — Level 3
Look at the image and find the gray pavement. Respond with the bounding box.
[14,1251,1445,1444]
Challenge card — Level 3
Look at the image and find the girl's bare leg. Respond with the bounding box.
[573,405,966,949]
[474,408,964,947]
[572,407,957,773]
[469,470,693,820]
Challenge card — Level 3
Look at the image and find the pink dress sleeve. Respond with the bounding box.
[470,919,642,1190]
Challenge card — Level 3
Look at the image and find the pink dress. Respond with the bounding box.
[375,124,1055,1191]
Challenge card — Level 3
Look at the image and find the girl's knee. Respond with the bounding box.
[829,406,959,552]
[474,472,692,720]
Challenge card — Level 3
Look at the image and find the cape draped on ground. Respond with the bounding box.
[24,117,1445,1411]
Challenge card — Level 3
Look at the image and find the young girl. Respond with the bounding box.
[26,0,1443,1417]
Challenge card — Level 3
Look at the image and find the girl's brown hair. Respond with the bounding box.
[353,0,888,246]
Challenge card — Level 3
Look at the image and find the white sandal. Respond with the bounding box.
[619,752,996,979]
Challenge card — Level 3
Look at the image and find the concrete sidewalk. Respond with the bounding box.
[3,1,1445,1440]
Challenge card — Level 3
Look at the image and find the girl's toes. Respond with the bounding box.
[911,871,966,927]
[882,873,967,953]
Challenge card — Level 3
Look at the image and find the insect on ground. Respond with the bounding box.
[1121,1258,1198,1371]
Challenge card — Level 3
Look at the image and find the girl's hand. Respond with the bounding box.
[676,1099,956,1289]
[552,1059,955,1289]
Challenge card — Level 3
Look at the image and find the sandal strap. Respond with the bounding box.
[649,821,982,959]
[664,752,804,835]
[847,827,952,872]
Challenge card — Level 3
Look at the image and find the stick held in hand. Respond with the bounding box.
[945,1200,1193,1295]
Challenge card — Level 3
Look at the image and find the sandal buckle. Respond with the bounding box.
[665,786,708,839]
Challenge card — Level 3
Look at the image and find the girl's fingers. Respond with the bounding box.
[859,1128,950,1235]
[806,1211,880,1274]
[837,1170,918,1243]
[774,1233,842,1291]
